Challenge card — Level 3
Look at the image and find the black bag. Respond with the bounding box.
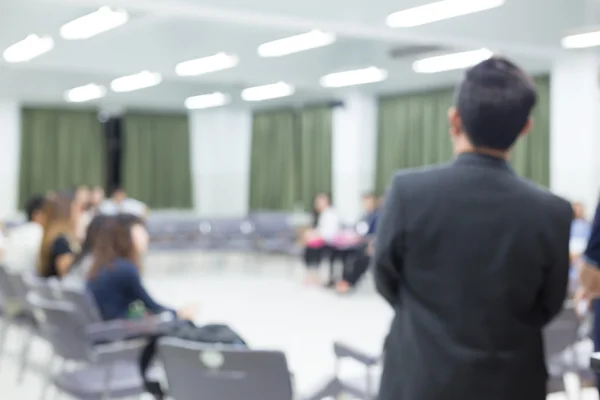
[139,320,247,399]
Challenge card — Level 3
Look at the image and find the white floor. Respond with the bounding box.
[1,251,598,399]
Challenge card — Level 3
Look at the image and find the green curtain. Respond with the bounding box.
[19,108,105,207]
[375,76,551,192]
[122,112,193,209]
[375,89,454,193]
[511,76,550,186]
[249,110,299,211]
[299,106,333,210]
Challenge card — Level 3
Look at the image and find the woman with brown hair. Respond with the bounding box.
[38,192,81,278]
[87,213,195,321]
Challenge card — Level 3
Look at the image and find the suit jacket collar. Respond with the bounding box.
[453,152,514,173]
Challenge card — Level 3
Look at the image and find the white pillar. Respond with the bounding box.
[332,94,377,224]
[189,108,252,217]
[0,101,21,219]
[550,52,600,216]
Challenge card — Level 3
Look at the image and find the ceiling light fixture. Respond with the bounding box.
[387,0,505,28]
[65,84,107,103]
[175,53,239,77]
[60,6,129,40]
[111,71,162,92]
[3,35,54,63]
[241,82,295,102]
[320,67,387,88]
[413,49,493,73]
[185,92,230,109]
[258,30,336,57]
[561,30,600,49]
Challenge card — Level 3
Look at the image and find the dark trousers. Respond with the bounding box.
[304,246,325,269]
[342,248,371,286]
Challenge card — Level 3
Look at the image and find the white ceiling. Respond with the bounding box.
[0,0,592,111]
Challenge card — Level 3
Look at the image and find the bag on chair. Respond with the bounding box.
[139,320,247,399]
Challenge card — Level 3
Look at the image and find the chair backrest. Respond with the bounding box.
[158,338,293,400]
[60,286,102,324]
[27,292,92,362]
[0,264,17,300]
[208,219,252,237]
[250,212,293,236]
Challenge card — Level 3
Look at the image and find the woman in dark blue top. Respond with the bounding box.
[87,214,195,321]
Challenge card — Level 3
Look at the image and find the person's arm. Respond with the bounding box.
[581,203,600,296]
[539,201,572,324]
[52,236,74,277]
[373,176,404,306]
[121,262,175,316]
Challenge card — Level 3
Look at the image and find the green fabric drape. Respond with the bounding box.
[375,89,454,193]
[122,112,193,209]
[19,108,105,207]
[249,110,299,211]
[511,76,550,187]
[299,106,333,210]
[249,107,334,211]
[375,76,551,192]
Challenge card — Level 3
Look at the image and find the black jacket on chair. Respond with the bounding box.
[374,153,572,400]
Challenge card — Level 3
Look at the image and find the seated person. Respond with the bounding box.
[99,187,148,218]
[62,214,113,288]
[303,193,340,284]
[38,192,81,279]
[336,193,380,294]
[87,213,195,321]
[3,195,45,273]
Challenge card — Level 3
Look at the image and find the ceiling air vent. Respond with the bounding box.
[388,45,447,59]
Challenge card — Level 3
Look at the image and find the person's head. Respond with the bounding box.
[25,195,46,225]
[449,57,537,157]
[91,186,105,207]
[573,202,586,220]
[362,193,377,213]
[38,192,81,276]
[75,185,91,208]
[73,215,113,265]
[89,213,148,278]
[110,187,127,204]
[314,193,331,213]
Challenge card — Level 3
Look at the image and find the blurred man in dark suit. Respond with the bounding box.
[374,57,572,400]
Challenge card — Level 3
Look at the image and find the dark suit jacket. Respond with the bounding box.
[374,153,572,400]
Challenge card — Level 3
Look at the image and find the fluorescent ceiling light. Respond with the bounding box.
[111,71,162,92]
[241,82,295,102]
[413,49,493,73]
[387,0,505,28]
[185,92,230,109]
[562,31,600,49]
[176,53,239,77]
[320,67,387,88]
[3,35,54,63]
[65,84,107,103]
[258,30,336,57]
[60,6,129,40]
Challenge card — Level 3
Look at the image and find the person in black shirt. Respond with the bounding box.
[38,192,82,279]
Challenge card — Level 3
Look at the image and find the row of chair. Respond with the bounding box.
[0,264,297,400]
[145,212,304,255]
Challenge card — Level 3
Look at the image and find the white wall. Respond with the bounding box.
[332,94,377,223]
[550,53,600,216]
[189,108,252,217]
[0,101,21,219]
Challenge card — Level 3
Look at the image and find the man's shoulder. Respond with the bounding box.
[514,177,572,217]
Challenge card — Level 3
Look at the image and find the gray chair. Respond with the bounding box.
[0,265,38,382]
[27,292,149,400]
[158,337,293,400]
[305,342,380,400]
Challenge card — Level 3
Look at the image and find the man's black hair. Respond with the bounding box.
[25,195,46,222]
[110,186,126,197]
[456,57,537,151]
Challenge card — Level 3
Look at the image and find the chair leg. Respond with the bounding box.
[17,328,34,384]
[0,318,13,367]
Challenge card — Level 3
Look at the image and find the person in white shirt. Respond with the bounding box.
[3,195,46,273]
[98,187,148,218]
[303,193,340,284]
